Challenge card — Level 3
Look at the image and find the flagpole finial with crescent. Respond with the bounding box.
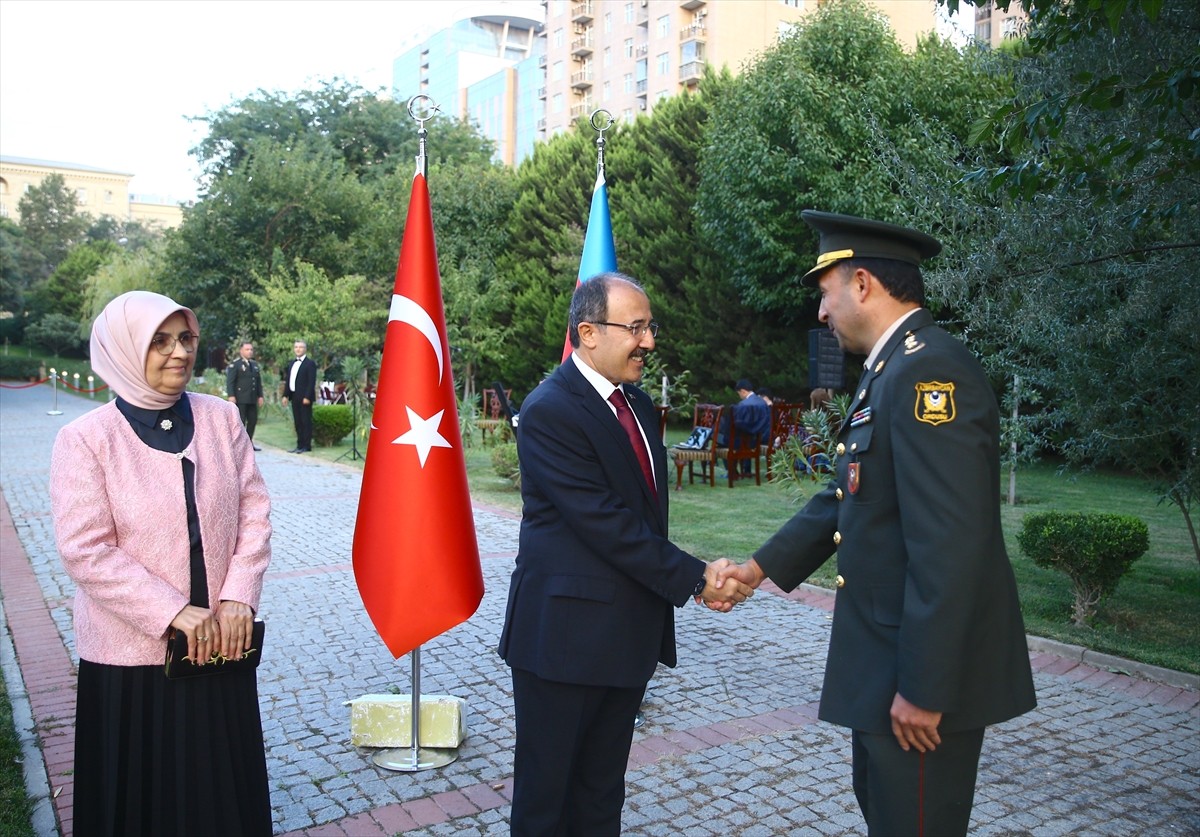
[408,95,441,178]
[590,109,613,179]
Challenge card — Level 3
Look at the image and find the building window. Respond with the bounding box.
[553,27,565,47]
[623,108,634,121]
[624,3,634,23]
[657,89,670,102]
[657,52,669,75]
[104,189,113,203]
[623,73,634,93]
[604,12,612,32]
[624,37,634,57]
[76,188,88,205]
[553,60,564,81]
[603,46,612,67]
[780,0,804,7]
[553,93,564,113]
[552,0,566,16]
[657,15,670,38]
[603,81,611,99]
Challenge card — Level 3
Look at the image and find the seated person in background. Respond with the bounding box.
[810,387,831,411]
[718,379,772,474]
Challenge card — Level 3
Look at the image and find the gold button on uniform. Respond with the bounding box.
[835,574,845,589]
[833,531,842,545]
[836,443,846,456]
[835,488,844,500]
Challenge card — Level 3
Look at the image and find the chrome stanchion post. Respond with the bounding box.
[47,367,63,416]
[88,375,95,399]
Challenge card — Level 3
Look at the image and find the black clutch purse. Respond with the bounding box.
[164,618,265,679]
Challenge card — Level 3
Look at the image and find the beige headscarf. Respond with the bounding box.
[90,291,200,410]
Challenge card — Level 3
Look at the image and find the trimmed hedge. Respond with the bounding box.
[0,357,43,380]
[312,405,353,447]
[1017,511,1150,626]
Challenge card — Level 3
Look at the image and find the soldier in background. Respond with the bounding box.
[226,341,264,451]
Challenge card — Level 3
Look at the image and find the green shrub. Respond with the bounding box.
[1017,511,1150,627]
[491,441,521,489]
[0,356,43,380]
[312,404,354,447]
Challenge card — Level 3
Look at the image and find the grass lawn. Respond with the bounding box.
[257,413,1199,674]
[0,678,35,837]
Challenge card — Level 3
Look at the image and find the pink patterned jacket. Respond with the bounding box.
[49,394,272,666]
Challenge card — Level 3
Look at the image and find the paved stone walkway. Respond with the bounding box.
[1,383,1197,836]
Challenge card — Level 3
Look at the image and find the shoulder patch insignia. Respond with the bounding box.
[914,381,956,425]
[904,332,926,354]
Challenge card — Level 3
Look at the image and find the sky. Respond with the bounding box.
[0,0,542,202]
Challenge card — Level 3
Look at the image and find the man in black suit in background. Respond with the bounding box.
[498,273,753,836]
[225,341,264,451]
[281,339,316,453]
[721,212,1036,836]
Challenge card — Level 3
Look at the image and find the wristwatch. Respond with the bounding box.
[693,576,707,597]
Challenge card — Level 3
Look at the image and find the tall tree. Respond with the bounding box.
[245,259,386,379]
[925,0,1200,559]
[696,0,1006,316]
[15,173,90,278]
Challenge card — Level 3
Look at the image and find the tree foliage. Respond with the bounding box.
[245,259,385,378]
[924,0,1199,559]
[696,0,1006,315]
[15,173,90,277]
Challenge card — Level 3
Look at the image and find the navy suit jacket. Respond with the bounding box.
[498,358,706,689]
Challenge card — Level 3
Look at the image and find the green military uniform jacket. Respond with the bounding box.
[755,309,1036,735]
[225,358,263,404]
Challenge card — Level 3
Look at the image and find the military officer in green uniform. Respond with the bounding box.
[225,340,264,451]
[722,211,1036,836]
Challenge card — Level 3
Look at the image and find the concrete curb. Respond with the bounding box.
[0,595,58,837]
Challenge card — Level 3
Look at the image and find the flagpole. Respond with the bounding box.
[372,93,459,774]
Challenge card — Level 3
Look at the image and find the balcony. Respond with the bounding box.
[569,99,595,119]
[537,117,547,131]
[570,69,593,90]
[680,0,706,9]
[636,78,648,96]
[570,32,593,56]
[571,1,594,23]
[538,54,547,68]
[679,22,706,41]
[635,42,649,57]
[537,86,547,99]
[637,6,649,25]
[679,60,705,83]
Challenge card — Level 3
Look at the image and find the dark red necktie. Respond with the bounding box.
[609,388,657,498]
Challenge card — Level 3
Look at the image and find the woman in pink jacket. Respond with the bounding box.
[50,291,272,836]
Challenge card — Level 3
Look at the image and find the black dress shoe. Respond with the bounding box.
[288,447,300,453]
[297,448,310,453]
[252,445,262,451]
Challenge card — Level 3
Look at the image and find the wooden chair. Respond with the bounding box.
[669,403,722,490]
[716,403,763,487]
[765,401,806,478]
[655,405,670,442]
[476,387,512,444]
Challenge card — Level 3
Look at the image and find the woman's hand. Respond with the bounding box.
[215,600,255,661]
[170,604,215,664]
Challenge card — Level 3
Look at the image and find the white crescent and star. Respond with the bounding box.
[368,294,453,469]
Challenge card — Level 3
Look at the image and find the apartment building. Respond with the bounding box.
[539,0,939,137]
[392,7,545,166]
[972,0,1027,47]
[0,156,183,229]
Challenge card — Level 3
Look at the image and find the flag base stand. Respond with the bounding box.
[372,746,458,772]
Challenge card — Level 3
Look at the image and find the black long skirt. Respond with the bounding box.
[73,659,271,837]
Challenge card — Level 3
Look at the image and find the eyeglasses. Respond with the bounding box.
[150,332,198,356]
[591,321,660,338]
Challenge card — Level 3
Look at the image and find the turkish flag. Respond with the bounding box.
[352,171,483,659]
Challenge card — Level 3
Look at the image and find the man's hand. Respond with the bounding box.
[695,559,754,612]
[890,692,942,753]
[227,395,236,403]
[716,557,766,591]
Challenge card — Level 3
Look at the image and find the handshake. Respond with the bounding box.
[694,558,766,613]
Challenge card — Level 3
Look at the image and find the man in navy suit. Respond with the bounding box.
[498,273,753,835]
[282,339,317,453]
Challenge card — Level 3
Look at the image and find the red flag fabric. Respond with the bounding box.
[352,171,483,658]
